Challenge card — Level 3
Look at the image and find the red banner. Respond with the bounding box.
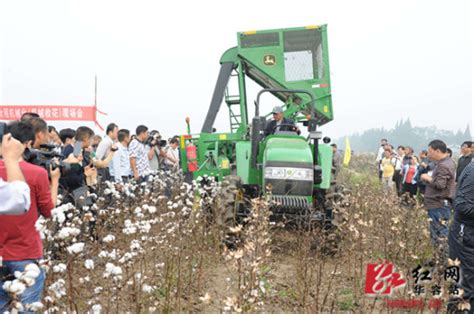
[0,105,107,129]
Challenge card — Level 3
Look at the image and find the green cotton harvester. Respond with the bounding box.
[179,25,338,228]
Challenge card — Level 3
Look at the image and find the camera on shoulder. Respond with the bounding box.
[23,144,71,177]
[145,131,167,148]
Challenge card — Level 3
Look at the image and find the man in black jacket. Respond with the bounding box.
[448,159,474,312]
[456,141,472,182]
[264,106,298,136]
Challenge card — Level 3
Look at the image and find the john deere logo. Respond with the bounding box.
[263,55,276,66]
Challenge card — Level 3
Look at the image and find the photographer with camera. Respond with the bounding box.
[60,126,96,202]
[129,125,154,182]
[0,121,59,311]
[0,124,31,215]
[145,130,167,172]
[28,117,50,150]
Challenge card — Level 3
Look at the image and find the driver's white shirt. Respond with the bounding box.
[275,120,282,132]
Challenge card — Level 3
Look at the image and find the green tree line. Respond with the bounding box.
[337,119,472,153]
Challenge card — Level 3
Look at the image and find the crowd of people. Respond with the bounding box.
[40,113,180,199]
[0,112,181,312]
[375,139,472,199]
[376,138,474,311]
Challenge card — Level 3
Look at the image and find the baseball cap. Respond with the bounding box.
[272,106,283,114]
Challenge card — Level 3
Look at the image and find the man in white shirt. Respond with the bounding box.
[375,138,388,181]
[164,138,180,171]
[0,133,31,215]
[111,129,132,183]
[95,123,119,181]
[129,125,154,182]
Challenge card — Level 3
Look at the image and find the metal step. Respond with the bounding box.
[226,99,240,105]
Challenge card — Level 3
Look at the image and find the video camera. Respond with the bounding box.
[145,131,167,148]
[23,144,71,177]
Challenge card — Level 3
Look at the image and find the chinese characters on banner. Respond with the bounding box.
[0,105,107,129]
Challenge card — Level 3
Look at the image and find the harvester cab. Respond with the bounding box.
[180,25,334,223]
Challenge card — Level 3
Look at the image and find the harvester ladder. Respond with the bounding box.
[225,72,242,133]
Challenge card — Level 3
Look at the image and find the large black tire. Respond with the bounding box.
[214,175,242,228]
[213,175,244,247]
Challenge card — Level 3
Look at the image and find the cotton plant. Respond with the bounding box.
[33,169,215,312]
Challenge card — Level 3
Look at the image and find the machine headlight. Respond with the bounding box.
[264,167,313,181]
[264,167,286,179]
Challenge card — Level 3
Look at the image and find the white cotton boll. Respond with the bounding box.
[130,240,141,251]
[66,242,85,254]
[53,263,67,273]
[92,304,102,314]
[2,281,12,291]
[54,212,66,224]
[57,227,81,239]
[122,226,137,235]
[104,263,115,274]
[134,207,142,214]
[147,206,157,214]
[7,280,26,294]
[22,270,40,280]
[119,252,133,264]
[48,279,66,299]
[103,263,122,280]
[35,217,48,239]
[103,235,116,243]
[12,300,24,311]
[84,259,94,270]
[98,251,108,258]
[26,302,44,311]
[139,222,151,234]
[142,284,154,293]
[104,188,112,195]
[94,287,103,294]
[109,249,118,260]
[112,266,122,276]
[22,277,35,287]
[23,263,41,278]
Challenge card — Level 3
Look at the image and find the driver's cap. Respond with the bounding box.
[272,106,283,114]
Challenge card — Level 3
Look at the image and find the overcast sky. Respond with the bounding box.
[1,0,472,139]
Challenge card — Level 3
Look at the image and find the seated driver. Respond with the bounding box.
[264,106,299,136]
